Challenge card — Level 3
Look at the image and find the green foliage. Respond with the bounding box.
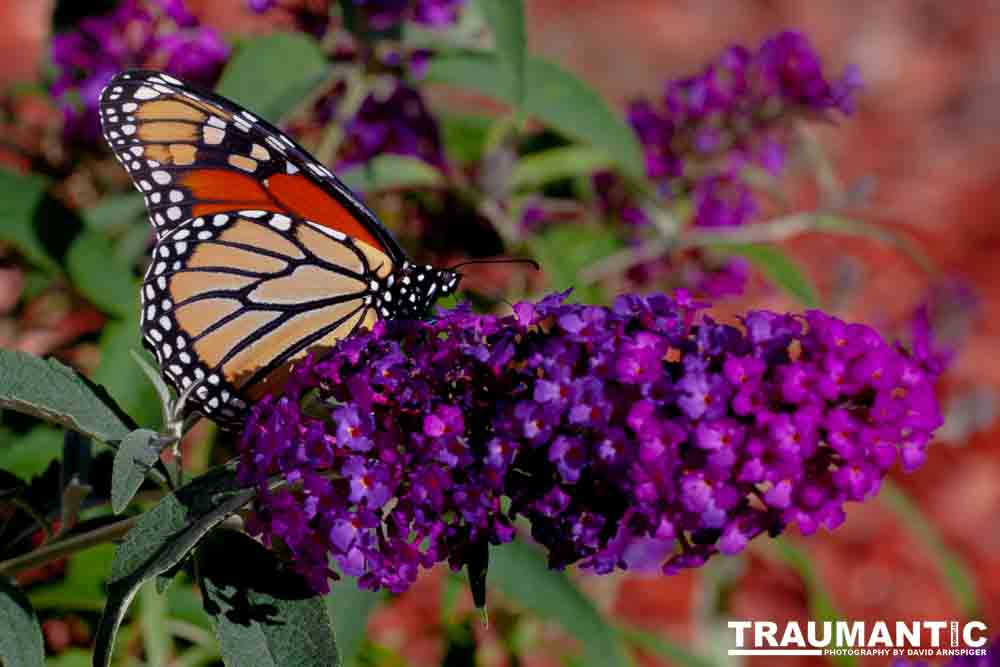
[66,229,139,318]
[111,428,161,514]
[618,626,719,667]
[528,223,624,303]
[427,52,646,181]
[488,540,631,667]
[0,348,134,446]
[0,168,58,271]
[0,578,45,667]
[216,32,329,122]
[339,154,445,193]
[81,192,147,231]
[28,544,114,612]
[94,466,255,667]
[91,319,162,430]
[768,538,855,667]
[326,578,382,667]
[715,243,821,308]
[880,480,981,617]
[476,0,526,105]
[199,530,340,667]
[511,145,613,191]
[0,425,64,478]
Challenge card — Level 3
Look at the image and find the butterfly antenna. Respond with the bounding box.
[448,257,540,272]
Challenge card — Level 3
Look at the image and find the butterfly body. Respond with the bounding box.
[100,70,459,426]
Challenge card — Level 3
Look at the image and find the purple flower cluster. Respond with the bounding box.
[51,0,228,144]
[626,30,861,228]
[587,31,861,297]
[248,0,465,32]
[353,0,466,30]
[236,292,942,594]
[335,80,447,169]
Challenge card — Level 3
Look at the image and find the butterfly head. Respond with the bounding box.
[376,262,460,320]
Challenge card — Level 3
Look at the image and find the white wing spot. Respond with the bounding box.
[203,126,225,145]
[269,214,292,231]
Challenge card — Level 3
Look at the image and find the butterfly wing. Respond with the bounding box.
[99,70,406,425]
[142,211,387,425]
[98,69,405,264]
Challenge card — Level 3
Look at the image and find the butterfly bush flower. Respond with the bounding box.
[591,30,861,296]
[51,0,228,144]
[247,0,466,34]
[237,292,942,593]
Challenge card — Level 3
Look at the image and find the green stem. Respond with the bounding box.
[0,516,139,577]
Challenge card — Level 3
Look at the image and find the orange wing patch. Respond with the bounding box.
[265,173,383,250]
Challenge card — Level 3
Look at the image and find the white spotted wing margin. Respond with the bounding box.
[139,211,396,426]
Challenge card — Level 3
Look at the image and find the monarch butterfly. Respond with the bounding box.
[99,70,466,427]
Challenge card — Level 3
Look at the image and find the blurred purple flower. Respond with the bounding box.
[237,291,942,593]
[593,29,860,296]
[353,0,466,29]
[51,0,229,144]
[337,81,447,168]
[624,29,859,225]
[247,0,465,33]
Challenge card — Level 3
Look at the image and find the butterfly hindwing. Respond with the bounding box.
[141,210,387,425]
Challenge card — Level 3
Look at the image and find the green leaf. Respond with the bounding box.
[427,52,645,180]
[476,0,526,105]
[82,193,147,231]
[489,540,630,667]
[769,538,855,667]
[326,578,381,667]
[66,229,139,318]
[216,32,329,122]
[811,214,937,275]
[0,425,64,478]
[139,581,172,667]
[93,466,254,667]
[618,626,718,667]
[512,145,614,191]
[28,544,114,612]
[0,578,45,667]
[440,113,492,165]
[527,223,624,303]
[92,317,161,430]
[111,429,161,514]
[199,530,340,667]
[0,168,57,271]
[0,348,134,445]
[42,649,91,667]
[715,243,820,308]
[338,154,444,193]
[880,480,980,617]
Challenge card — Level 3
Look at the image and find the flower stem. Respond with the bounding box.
[0,516,139,577]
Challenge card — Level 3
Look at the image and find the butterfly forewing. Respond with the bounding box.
[99,70,405,426]
[98,70,404,263]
